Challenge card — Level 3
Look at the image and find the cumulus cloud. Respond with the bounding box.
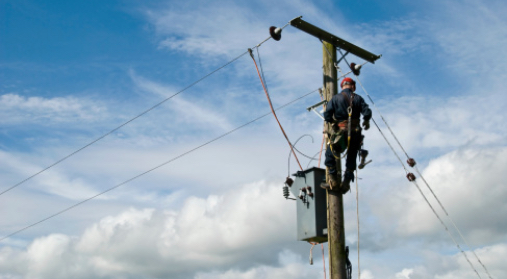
[194,250,321,279]
[395,243,507,279]
[2,1,507,279]
[0,181,297,279]
[394,146,507,242]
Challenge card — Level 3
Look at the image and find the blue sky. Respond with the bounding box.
[1,0,507,278]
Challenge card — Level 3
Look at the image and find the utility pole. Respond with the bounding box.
[288,16,381,279]
[323,41,347,279]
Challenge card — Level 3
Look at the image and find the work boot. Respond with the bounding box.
[322,167,339,190]
[341,170,355,194]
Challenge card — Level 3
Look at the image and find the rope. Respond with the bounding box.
[318,89,326,168]
[321,243,327,279]
[0,51,249,198]
[347,59,493,279]
[0,88,319,242]
[355,170,361,279]
[249,48,303,171]
[324,39,491,278]
[334,51,490,278]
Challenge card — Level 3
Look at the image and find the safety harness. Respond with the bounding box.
[342,90,355,150]
[328,91,357,159]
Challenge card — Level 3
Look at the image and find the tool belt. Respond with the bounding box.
[336,119,360,131]
[328,129,347,154]
[328,119,361,155]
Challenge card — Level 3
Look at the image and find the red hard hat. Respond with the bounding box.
[340,77,356,88]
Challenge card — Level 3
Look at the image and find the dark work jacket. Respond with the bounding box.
[324,88,372,123]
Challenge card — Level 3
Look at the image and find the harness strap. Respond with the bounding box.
[341,91,355,149]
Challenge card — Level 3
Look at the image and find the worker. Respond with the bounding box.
[323,77,372,194]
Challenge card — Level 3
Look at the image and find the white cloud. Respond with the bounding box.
[2,1,507,279]
[0,94,107,125]
[426,0,507,81]
[396,268,414,279]
[0,181,297,279]
[129,71,234,132]
[399,243,507,279]
[145,1,266,58]
[395,146,507,242]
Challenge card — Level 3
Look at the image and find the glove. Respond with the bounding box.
[362,120,370,130]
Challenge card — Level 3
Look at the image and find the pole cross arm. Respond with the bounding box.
[290,17,381,64]
[306,100,327,112]
[306,100,327,120]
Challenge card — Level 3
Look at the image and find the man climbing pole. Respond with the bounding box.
[323,77,372,194]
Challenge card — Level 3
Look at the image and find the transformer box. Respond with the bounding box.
[289,167,328,243]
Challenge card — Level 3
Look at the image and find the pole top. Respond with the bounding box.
[290,17,381,64]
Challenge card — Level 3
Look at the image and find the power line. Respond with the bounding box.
[0,88,319,242]
[325,43,490,278]
[0,51,249,197]
[348,61,492,279]
[342,56,489,278]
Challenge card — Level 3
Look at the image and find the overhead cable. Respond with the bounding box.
[2,19,295,198]
[333,47,490,279]
[0,88,319,242]
[350,64,493,279]
[0,51,250,198]
[287,134,314,176]
[323,42,490,278]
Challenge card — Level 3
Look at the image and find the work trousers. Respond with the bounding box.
[324,131,362,173]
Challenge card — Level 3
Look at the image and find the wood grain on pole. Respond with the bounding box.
[323,41,347,279]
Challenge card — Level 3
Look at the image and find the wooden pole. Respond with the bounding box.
[323,42,347,279]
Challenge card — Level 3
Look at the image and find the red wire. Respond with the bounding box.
[249,50,303,171]
[309,242,327,279]
[251,49,326,278]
